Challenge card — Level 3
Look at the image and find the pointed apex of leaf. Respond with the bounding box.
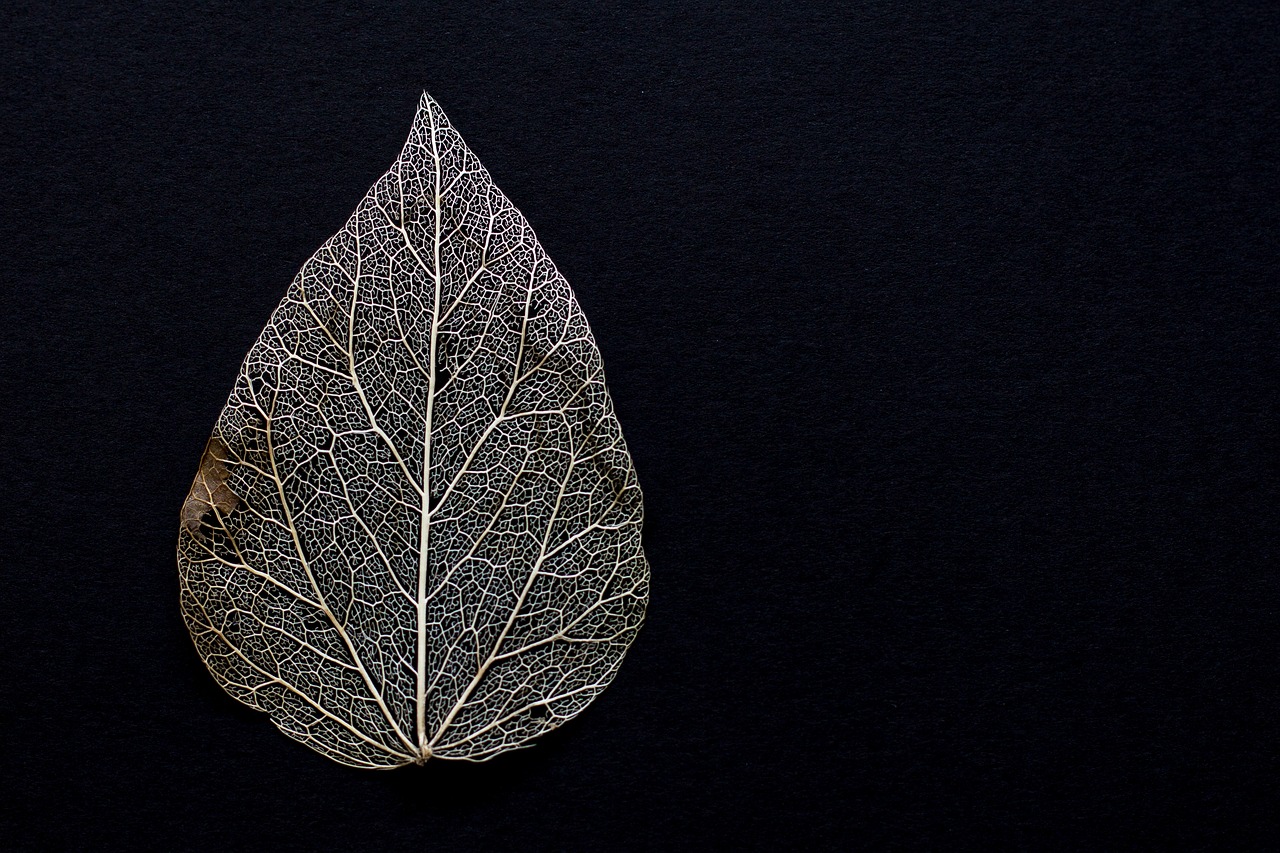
[414,90,440,122]
[410,90,459,138]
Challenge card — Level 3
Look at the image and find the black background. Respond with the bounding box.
[3,2,1278,849]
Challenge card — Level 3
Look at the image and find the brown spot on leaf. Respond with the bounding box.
[181,436,240,538]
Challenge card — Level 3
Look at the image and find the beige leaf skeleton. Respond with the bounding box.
[178,93,648,767]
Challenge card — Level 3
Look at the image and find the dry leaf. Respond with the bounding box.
[177,93,648,767]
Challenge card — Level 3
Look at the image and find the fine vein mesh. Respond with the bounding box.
[177,93,648,768]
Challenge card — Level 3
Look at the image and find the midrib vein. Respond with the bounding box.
[415,103,444,755]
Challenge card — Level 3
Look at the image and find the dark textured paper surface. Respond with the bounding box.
[3,1,1278,848]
